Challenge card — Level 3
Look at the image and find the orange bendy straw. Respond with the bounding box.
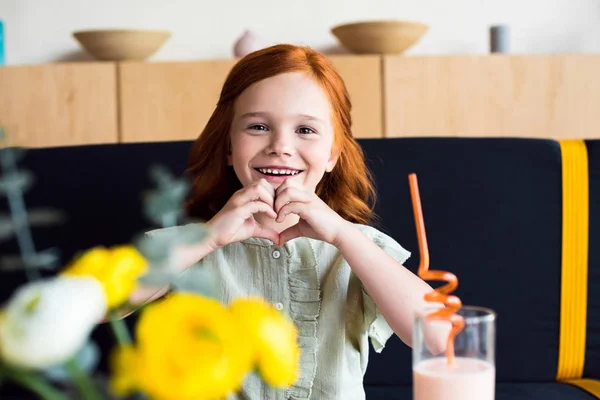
[408,173,465,364]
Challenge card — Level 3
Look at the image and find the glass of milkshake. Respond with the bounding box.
[413,306,496,400]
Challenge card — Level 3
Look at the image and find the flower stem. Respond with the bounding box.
[65,358,103,400]
[0,364,68,400]
[109,311,132,346]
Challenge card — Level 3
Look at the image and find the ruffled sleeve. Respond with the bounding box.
[360,226,411,353]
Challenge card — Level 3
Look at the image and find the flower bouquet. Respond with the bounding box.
[0,131,300,400]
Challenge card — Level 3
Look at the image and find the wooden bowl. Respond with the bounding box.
[73,29,171,61]
[331,20,428,54]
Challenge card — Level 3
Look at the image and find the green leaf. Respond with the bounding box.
[134,222,214,298]
[172,266,219,299]
[0,363,69,400]
[0,146,28,167]
[64,358,103,400]
[0,216,15,241]
[0,170,34,194]
[132,223,209,266]
[0,209,64,243]
[0,248,60,272]
[108,314,132,346]
[26,208,66,226]
[137,270,176,287]
[0,209,65,225]
[133,234,172,266]
[142,164,191,228]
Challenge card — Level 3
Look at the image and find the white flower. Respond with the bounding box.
[0,276,107,370]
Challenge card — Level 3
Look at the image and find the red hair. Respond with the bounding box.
[185,44,377,224]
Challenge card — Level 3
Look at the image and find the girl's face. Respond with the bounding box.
[228,72,339,192]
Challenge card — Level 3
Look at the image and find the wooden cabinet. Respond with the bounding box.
[0,63,118,148]
[118,55,384,143]
[3,54,600,148]
[118,59,237,143]
[383,55,600,138]
[329,55,383,139]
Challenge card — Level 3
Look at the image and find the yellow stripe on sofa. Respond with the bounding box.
[556,139,588,381]
[565,379,600,398]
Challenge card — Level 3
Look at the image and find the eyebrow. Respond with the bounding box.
[239,111,324,123]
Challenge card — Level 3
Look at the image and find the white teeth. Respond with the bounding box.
[258,168,300,176]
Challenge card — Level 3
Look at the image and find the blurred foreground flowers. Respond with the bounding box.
[0,243,300,400]
[61,245,148,309]
[0,276,106,370]
[231,298,300,388]
[111,293,254,399]
[109,294,299,399]
[0,141,300,399]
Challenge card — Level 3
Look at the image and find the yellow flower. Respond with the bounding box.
[61,245,147,309]
[230,297,300,388]
[109,345,139,396]
[110,292,254,400]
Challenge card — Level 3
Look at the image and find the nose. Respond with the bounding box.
[266,130,294,157]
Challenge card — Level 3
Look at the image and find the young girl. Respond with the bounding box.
[143,44,441,400]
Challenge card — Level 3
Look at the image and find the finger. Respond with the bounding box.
[239,200,277,220]
[258,178,276,198]
[248,182,275,204]
[274,187,310,214]
[253,224,280,244]
[279,223,302,246]
[233,181,275,208]
[276,201,307,223]
[275,178,301,196]
[255,183,276,208]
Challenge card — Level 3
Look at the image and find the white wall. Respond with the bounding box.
[2,0,600,65]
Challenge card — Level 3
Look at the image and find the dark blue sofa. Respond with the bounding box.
[0,137,598,399]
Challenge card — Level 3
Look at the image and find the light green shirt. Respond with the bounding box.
[149,223,410,400]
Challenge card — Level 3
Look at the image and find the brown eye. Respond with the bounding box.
[297,127,315,134]
[249,124,268,131]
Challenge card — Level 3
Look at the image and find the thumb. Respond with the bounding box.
[253,224,280,244]
[278,224,301,246]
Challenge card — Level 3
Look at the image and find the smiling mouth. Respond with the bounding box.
[254,168,303,176]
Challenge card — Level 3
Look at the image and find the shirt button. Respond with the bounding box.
[272,250,281,259]
[275,302,284,310]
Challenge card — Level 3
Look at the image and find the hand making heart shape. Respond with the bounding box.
[274,179,349,246]
[205,178,349,250]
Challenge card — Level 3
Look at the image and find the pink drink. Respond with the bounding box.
[413,357,495,400]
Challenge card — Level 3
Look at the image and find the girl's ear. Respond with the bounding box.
[326,146,340,172]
